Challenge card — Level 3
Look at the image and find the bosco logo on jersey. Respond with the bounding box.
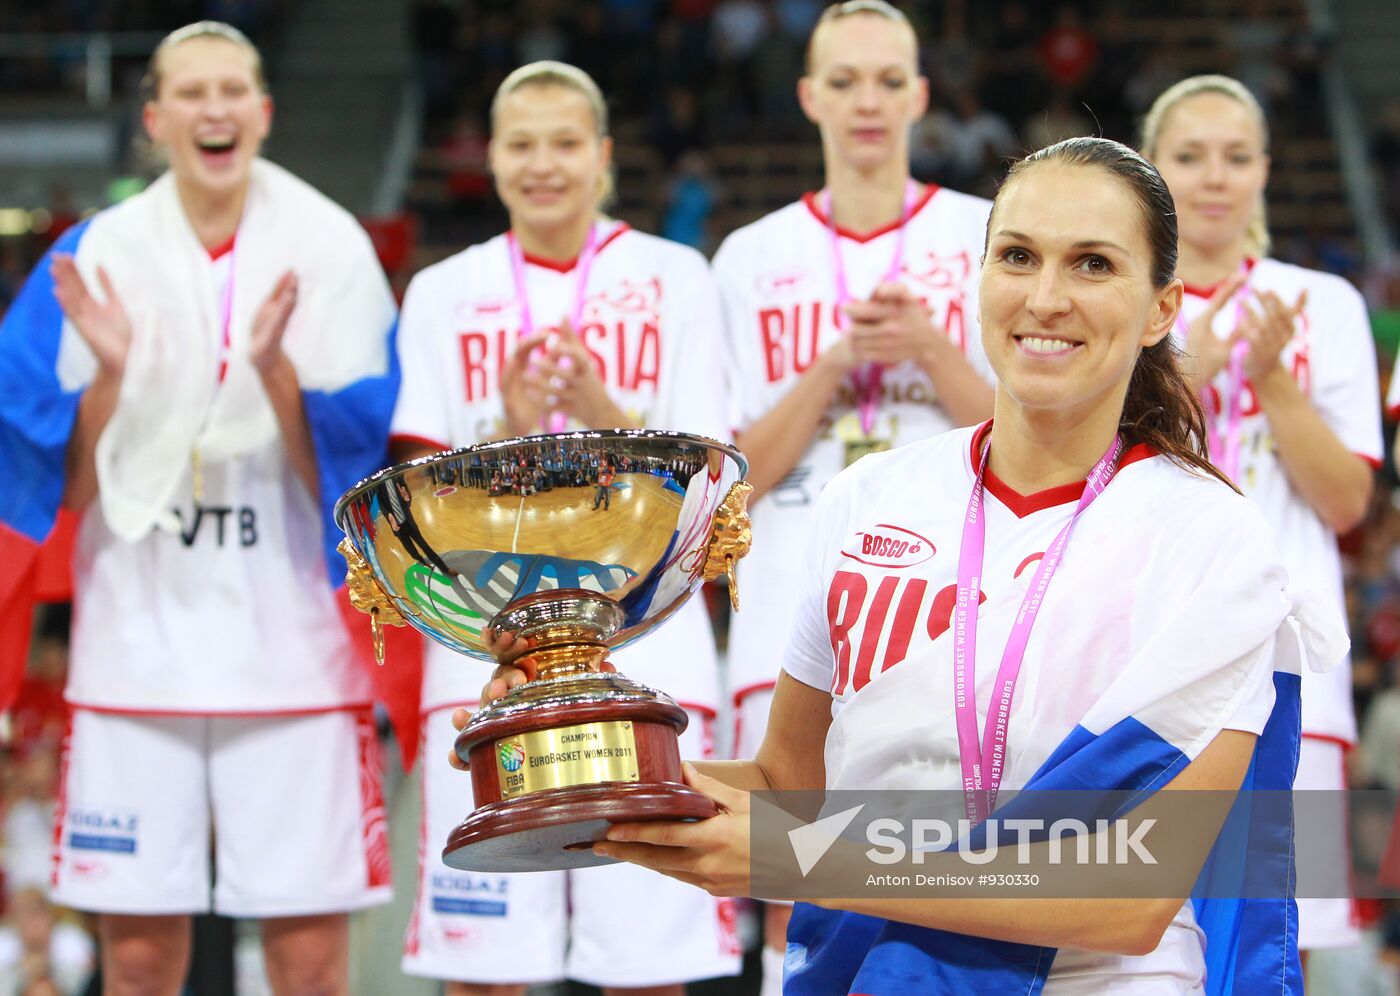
[840,524,936,568]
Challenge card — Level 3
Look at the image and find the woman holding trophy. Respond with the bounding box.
[389,61,741,994]
[556,139,1344,992]
[712,2,995,986]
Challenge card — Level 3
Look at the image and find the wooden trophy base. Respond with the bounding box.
[443,671,717,872]
[443,781,716,872]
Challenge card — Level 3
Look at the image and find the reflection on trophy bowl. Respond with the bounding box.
[334,430,751,872]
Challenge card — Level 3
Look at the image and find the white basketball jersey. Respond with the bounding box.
[67,434,369,714]
[783,424,1284,791]
[782,424,1312,991]
[715,186,995,697]
[1177,257,1381,743]
[391,223,729,713]
[65,243,370,715]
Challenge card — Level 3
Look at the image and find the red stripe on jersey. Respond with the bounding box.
[356,707,392,889]
[732,679,778,706]
[984,472,1086,518]
[1356,452,1382,470]
[1301,732,1355,750]
[1180,257,1258,299]
[1336,744,1363,931]
[716,895,743,957]
[424,699,481,717]
[65,701,376,719]
[731,684,779,760]
[699,710,716,760]
[969,421,1156,519]
[802,185,940,243]
[675,699,719,719]
[50,712,74,890]
[402,722,427,958]
[207,233,236,260]
[0,523,41,714]
[520,223,630,272]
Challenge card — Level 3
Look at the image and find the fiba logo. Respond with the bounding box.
[498,741,525,772]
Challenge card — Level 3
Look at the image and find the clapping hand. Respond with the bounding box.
[1240,289,1307,383]
[50,255,132,375]
[1178,269,1248,389]
[248,270,299,372]
[841,281,941,368]
[534,321,613,427]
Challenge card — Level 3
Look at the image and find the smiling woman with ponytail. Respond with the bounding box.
[542,137,1345,995]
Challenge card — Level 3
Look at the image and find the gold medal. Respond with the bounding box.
[835,412,894,468]
[192,448,204,506]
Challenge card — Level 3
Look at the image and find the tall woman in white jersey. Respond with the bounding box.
[1143,75,1382,953]
[523,138,1342,994]
[388,62,740,994]
[713,5,994,982]
[20,22,401,996]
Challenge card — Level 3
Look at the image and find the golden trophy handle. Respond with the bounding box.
[338,538,407,665]
[702,481,754,612]
[370,608,385,665]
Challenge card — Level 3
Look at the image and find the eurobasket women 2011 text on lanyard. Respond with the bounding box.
[507,222,602,433]
[953,431,1124,824]
[824,181,919,439]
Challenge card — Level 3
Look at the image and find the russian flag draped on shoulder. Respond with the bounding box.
[0,221,90,712]
[0,159,423,764]
[785,559,1347,995]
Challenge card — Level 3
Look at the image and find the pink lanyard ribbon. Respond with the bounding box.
[953,431,1125,824]
[1176,263,1251,481]
[194,239,237,505]
[507,222,601,433]
[824,181,919,436]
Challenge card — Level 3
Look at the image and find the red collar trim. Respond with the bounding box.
[517,223,629,272]
[207,233,236,261]
[1181,257,1257,299]
[968,421,1155,519]
[802,184,939,243]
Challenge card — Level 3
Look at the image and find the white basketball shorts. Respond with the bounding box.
[402,704,743,986]
[50,708,392,918]
[1295,735,1360,950]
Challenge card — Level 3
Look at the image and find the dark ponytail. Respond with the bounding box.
[996,137,1236,491]
[1121,336,1232,489]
